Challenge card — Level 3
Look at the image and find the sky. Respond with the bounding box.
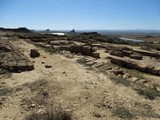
[0,0,160,30]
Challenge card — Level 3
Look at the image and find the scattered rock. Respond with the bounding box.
[45,65,52,68]
[92,112,102,118]
[41,91,49,97]
[0,68,7,74]
[113,69,124,75]
[30,49,40,58]
[91,62,105,68]
[62,71,66,74]
[130,77,139,82]
[97,65,112,73]
[86,61,97,66]
[155,87,160,92]
[136,79,148,84]
[30,103,36,108]
[123,73,132,79]
[0,101,2,105]
[41,62,45,64]
[37,108,47,115]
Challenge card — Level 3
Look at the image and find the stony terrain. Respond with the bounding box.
[0,40,34,73]
[0,28,160,120]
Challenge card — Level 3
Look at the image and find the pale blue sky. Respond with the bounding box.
[0,0,160,30]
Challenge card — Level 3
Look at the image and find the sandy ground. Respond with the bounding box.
[0,39,160,120]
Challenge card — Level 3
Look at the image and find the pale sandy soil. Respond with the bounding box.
[0,39,160,120]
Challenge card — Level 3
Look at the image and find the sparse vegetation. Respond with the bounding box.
[134,85,160,100]
[111,102,160,119]
[44,47,57,55]
[0,86,13,96]
[76,58,95,71]
[23,79,47,92]
[125,69,144,79]
[76,58,88,66]
[112,106,133,120]
[110,76,131,86]
[110,75,160,100]
[134,102,160,118]
[26,107,72,120]
[108,62,144,79]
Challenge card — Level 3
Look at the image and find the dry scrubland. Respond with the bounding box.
[0,28,160,120]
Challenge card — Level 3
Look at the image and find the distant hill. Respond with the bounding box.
[0,27,32,33]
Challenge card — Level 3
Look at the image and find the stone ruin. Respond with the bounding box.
[19,33,100,59]
[0,40,34,73]
[105,46,160,76]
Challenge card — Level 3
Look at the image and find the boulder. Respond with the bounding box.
[92,52,100,58]
[30,49,40,58]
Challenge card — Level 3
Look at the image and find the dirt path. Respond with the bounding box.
[0,39,160,120]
